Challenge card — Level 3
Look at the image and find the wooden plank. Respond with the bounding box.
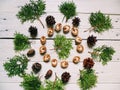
[0,0,120,14]
[0,39,119,62]
[0,83,120,90]
[0,61,120,83]
[0,12,120,39]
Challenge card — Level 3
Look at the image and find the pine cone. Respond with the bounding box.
[87,35,97,48]
[46,15,56,28]
[28,26,37,38]
[32,63,42,74]
[45,69,53,79]
[72,17,80,27]
[61,72,71,83]
[83,58,94,69]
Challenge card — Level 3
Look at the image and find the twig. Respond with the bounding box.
[62,16,65,22]
[84,27,95,32]
[38,18,45,28]
[52,73,58,90]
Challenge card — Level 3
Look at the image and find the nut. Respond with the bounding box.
[43,54,51,62]
[40,36,46,45]
[45,69,53,79]
[75,36,82,45]
[71,27,79,37]
[27,49,35,57]
[63,25,70,34]
[76,44,84,53]
[61,60,69,69]
[55,23,62,32]
[51,59,58,67]
[73,56,80,64]
[39,46,47,55]
[48,28,54,37]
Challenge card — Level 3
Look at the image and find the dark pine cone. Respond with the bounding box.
[45,69,53,79]
[61,72,71,83]
[83,57,94,69]
[32,63,42,74]
[46,15,56,28]
[87,35,97,48]
[72,17,80,27]
[28,26,38,38]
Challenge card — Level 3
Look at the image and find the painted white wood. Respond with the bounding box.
[0,83,120,90]
[0,39,119,62]
[0,0,120,14]
[1,61,120,83]
[0,0,120,90]
[0,12,120,39]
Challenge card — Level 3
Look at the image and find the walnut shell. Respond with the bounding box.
[63,25,70,34]
[39,46,47,55]
[75,36,82,45]
[55,23,62,32]
[48,28,54,37]
[73,56,80,64]
[40,36,46,45]
[76,45,84,53]
[51,59,58,67]
[71,27,78,37]
[43,54,51,62]
[61,60,69,69]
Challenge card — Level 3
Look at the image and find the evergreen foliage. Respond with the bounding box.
[90,45,115,65]
[3,55,29,77]
[54,35,73,59]
[59,1,76,22]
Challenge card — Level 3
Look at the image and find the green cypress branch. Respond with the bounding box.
[54,35,73,59]
[14,32,30,51]
[21,73,41,90]
[78,69,97,90]
[89,45,115,65]
[85,11,112,33]
[3,55,29,77]
[16,0,46,28]
[40,74,65,90]
[59,1,76,22]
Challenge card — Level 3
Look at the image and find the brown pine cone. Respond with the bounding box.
[61,72,71,83]
[83,57,94,69]
[32,63,42,74]
[87,35,97,48]
[46,15,56,28]
[72,17,80,27]
[28,26,38,38]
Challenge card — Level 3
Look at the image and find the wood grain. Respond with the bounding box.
[0,0,120,90]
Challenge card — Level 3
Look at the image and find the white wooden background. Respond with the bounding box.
[0,0,120,90]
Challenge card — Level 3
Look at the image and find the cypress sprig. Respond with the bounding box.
[54,35,73,59]
[3,55,29,77]
[40,74,65,90]
[78,69,97,90]
[14,32,30,51]
[85,11,112,33]
[21,73,41,90]
[59,1,76,22]
[89,45,115,65]
[16,0,45,28]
